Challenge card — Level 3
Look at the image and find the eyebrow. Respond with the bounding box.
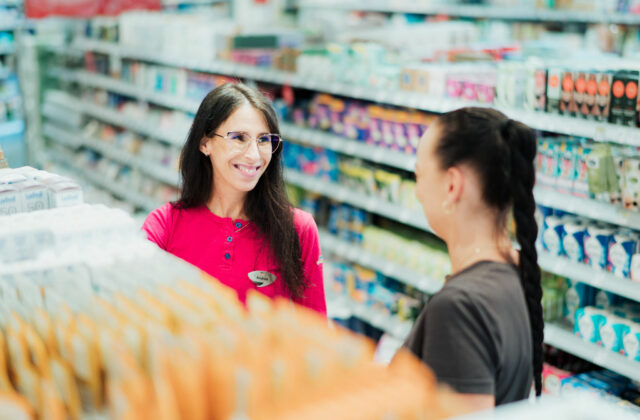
[227,130,271,136]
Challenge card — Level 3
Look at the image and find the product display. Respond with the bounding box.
[7,1,640,417]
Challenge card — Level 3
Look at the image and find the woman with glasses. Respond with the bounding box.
[143,83,326,314]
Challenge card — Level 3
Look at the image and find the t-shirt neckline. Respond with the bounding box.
[445,260,515,283]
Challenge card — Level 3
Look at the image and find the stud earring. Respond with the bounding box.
[442,201,455,215]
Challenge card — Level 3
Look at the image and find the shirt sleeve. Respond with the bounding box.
[142,204,172,251]
[293,211,327,316]
[404,290,496,395]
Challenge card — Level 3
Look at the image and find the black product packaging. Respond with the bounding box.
[609,70,639,127]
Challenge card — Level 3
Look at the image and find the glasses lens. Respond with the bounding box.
[266,134,282,153]
[227,132,250,148]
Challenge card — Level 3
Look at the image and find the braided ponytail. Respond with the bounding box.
[502,119,544,396]
[435,107,544,396]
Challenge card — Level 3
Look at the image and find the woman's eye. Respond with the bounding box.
[257,135,271,143]
[229,133,246,141]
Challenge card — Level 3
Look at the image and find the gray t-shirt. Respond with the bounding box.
[403,261,533,405]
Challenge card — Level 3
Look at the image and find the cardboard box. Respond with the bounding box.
[18,181,49,212]
[48,182,84,208]
[0,184,22,215]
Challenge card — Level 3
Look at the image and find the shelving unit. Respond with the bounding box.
[298,0,640,24]
[544,324,640,382]
[319,228,442,295]
[43,123,180,186]
[46,147,162,212]
[39,26,640,385]
[60,38,640,147]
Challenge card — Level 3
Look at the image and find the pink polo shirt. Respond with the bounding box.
[142,203,326,315]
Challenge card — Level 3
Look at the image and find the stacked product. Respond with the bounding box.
[0,166,83,215]
[540,208,640,281]
[0,194,467,419]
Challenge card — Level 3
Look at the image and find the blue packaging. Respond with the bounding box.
[350,207,370,244]
[338,204,352,242]
[562,218,587,262]
[542,215,565,256]
[575,307,607,343]
[584,224,615,270]
[608,232,639,278]
[622,325,640,360]
[599,316,631,353]
[565,279,595,323]
[328,202,340,235]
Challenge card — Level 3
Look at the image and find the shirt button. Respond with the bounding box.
[227,236,233,242]
[224,253,231,260]
[235,222,242,228]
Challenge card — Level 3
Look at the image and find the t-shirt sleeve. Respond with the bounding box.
[293,212,327,316]
[142,204,173,251]
[404,290,496,395]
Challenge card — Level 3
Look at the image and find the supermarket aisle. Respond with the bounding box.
[3,0,640,418]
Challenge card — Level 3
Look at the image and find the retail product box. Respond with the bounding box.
[48,182,84,208]
[573,70,588,118]
[582,71,599,119]
[18,181,48,212]
[609,70,639,127]
[595,71,613,122]
[560,70,577,116]
[0,184,21,215]
[546,68,562,114]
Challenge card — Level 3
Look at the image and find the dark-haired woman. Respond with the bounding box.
[402,107,542,411]
[143,83,326,314]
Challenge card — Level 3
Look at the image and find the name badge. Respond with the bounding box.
[248,271,277,288]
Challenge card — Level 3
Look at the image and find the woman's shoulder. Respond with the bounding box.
[292,208,317,230]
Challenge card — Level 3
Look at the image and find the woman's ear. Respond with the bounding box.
[445,166,465,204]
[200,137,210,157]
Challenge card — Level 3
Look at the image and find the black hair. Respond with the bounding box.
[175,82,307,298]
[434,107,544,396]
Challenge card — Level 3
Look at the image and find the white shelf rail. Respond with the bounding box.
[299,0,640,25]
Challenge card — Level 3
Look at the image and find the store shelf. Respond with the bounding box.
[46,147,162,213]
[281,123,416,172]
[351,302,413,341]
[538,253,640,303]
[53,94,188,147]
[66,38,640,146]
[285,169,431,232]
[544,323,640,382]
[43,123,180,186]
[535,188,640,231]
[48,68,200,114]
[299,0,640,24]
[319,228,443,295]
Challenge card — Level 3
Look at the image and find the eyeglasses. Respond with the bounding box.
[212,131,282,154]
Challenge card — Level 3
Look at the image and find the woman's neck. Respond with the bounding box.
[445,220,512,277]
[206,190,248,220]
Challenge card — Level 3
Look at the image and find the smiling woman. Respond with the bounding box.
[141,83,326,314]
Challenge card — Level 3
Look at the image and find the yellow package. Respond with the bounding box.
[166,340,207,420]
[49,356,81,420]
[147,345,181,420]
[135,289,173,328]
[6,325,28,373]
[39,380,66,420]
[13,363,40,411]
[0,329,13,392]
[0,391,35,420]
[65,330,102,409]
[32,308,56,357]
[23,325,49,379]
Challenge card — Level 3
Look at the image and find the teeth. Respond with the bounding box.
[238,166,258,175]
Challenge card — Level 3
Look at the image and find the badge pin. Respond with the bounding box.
[248,271,277,288]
